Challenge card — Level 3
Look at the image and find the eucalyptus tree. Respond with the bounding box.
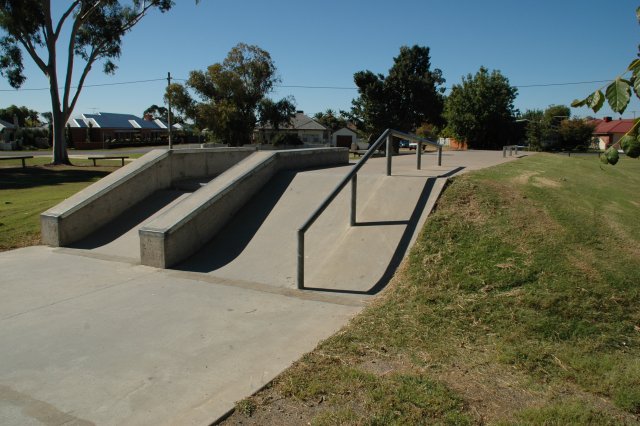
[347,45,445,143]
[0,1,194,164]
[167,43,289,146]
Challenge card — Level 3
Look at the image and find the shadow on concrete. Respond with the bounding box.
[69,189,186,249]
[174,171,298,273]
[303,177,438,295]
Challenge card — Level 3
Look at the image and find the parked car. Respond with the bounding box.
[409,142,427,151]
[399,140,410,149]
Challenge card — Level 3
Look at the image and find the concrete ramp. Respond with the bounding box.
[175,157,448,294]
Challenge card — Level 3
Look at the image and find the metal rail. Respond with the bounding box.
[297,129,442,289]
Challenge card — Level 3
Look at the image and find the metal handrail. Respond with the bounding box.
[297,128,442,289]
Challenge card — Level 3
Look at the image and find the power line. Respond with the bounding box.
[0,77,166,92]
[0,77,617,92]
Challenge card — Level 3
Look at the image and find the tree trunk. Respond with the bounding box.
[49,87,70,165]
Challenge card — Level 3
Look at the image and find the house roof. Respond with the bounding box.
[256,112,326,131]
[67,112,169,131]
[591,118,635,135]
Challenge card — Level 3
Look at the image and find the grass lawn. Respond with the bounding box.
[223,153,640,425]
[0,165,111,251]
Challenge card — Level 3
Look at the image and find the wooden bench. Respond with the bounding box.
[0,155,34,168]
[87,155,129,166]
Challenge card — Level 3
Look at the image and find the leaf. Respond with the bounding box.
[629,59,640,76]
[633,75,640,99]
[637,6,640,22]
[586,90,605,112]
[605,78,631,114]
[605,146,619,165]
[571,98,587,108]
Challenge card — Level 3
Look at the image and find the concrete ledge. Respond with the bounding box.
[139,148,348,268]
[41,148,255,246]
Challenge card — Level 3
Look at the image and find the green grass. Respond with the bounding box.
[0,166,109,250]
[0,153,143,168]
[225,153,640,425]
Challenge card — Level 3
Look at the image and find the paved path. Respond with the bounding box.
[0,149,529,425]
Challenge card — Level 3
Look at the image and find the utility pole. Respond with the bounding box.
[167,72,172,149]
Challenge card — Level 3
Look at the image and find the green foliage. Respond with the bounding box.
[621,134,640,157]
[167,43,288,146]
[271,133,302,146]
[143,104,184,125]
[346,45,445,142]
[257,96,296,142]
[0,104,41,127]
[557,118,596,151]
[313,109,348,133]
[443,66,518,149]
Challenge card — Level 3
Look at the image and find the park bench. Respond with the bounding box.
[0,155,34,168]
[87,155,129,166]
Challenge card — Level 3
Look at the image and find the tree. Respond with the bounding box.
[0,1,192,164]
[313,109,348,134]
[143,104,183,124]
[0,104,40,127]
[256,97,296,144]
[557,118,596,151]
[571,5,640,164]
[346,45,445,144]
[168,43,285,146]
[443,67,518,150]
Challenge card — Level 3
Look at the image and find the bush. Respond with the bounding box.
[272,133,302,146]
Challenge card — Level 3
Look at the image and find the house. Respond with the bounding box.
[67,112,170,149]
[254,111,327,144]
[591,117,635,150]
[331,127,358,148]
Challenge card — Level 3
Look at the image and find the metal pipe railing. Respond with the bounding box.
[297,129,441,289]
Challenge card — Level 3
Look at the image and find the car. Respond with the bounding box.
[399,140,410,149]
[409,142,428,151]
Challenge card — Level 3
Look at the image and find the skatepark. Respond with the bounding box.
[0,142,526,425]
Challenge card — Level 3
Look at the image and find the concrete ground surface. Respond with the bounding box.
[0,149,527,425]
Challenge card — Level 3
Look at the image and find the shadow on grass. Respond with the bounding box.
[0,167,109,190]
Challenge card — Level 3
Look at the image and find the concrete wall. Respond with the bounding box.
[139,148,348,268]
[41,148,255,246]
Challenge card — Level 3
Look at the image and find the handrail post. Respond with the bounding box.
[297,229,304,289]
[417,141,422,170]
[438,145,442,166]
[503,146,506,158]
[386,134,392,176]
[350,173,357,226]
[515,145,519,155]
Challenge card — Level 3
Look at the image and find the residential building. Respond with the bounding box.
[67,112,170,149]
[254,111,327,145]
[592,117,635,150]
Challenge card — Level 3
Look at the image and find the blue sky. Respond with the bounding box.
[1,0,639,120]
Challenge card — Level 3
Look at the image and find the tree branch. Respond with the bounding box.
[62,15,85,113]
[54,1,82,40]
[14,34,47,74]
[66,50,99,119]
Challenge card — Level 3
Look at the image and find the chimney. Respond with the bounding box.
[296,110,304,114]
[143,113,154,121]
[604,116,612,122]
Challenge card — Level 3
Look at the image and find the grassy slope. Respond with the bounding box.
[0,166,109,250]
[224,153,640,425]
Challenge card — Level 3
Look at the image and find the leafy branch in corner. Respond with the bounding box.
[571,6,640,164]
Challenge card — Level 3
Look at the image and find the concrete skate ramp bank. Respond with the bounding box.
[40,148,255,247]
[139,148,348,268]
